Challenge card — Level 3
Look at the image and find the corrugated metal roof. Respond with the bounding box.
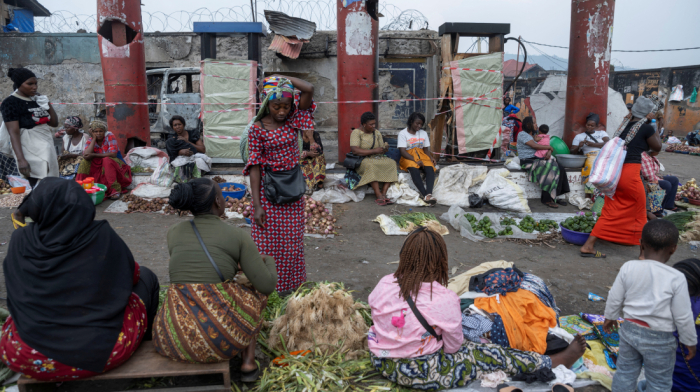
[4,0,50,16]
[503,59,539,78]
[264,10,316,40]
[268,34,304,59]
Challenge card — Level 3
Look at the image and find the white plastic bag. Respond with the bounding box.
[131,183,172,199]
[373,214,414,236]
[669,84,684,102]
[7,175,31,191]
[151,161,175,188]
[505,156,521,171]
[432,164,489,208]
[477,169,531,213]
[386,181,427,206]
[440,205,537,242]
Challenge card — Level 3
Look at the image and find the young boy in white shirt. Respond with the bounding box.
[604,219,697,392]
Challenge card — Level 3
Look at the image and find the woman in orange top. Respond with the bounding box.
[398,113,437,205]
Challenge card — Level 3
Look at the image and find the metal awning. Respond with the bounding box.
[3,0,50,17]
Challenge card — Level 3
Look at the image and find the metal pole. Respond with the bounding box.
[563,0,615,145]
[337,0,379,161]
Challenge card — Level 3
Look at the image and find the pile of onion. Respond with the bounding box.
[227,197,254,218]
[303,196,340,235]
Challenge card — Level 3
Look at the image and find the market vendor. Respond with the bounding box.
[165,115,205,160]
[517,119,571,209]
[1,178,160,381]
[398,112,436,205]
[76,120,132,200]
[348,112,398,206]
[570,113,610,155]
[368,227,587,390]
[57,116,89,179]
[154,178,276,382]
[300,127,326,193]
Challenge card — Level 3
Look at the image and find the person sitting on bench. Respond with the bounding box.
[154,178,277,382]
[1,178,160,381]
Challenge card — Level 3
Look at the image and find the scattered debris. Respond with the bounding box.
[588,293,605,302]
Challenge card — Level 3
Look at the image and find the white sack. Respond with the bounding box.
[432,164,489,208]
[131,183,172,199]
[477,169,531,213]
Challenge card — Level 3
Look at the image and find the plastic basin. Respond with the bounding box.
[220,182,246,200]
[555,154,587,169]
[560,223,591,246]
[89,183,106,205]
[550,136,571,156]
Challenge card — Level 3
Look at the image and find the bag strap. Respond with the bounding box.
[586,133,600,144]
[402,287,442,341]
[190,220,225,282]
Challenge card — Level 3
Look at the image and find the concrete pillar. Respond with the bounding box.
[336,0,379,161]
[563,0,615,145]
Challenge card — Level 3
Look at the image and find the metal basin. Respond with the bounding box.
[556,154,587,169]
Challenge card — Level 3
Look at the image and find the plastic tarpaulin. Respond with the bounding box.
[450,52,504,154]
[7,9,34,33]
[199,60,257,159]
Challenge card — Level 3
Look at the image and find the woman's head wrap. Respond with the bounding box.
[64,116,83,129]
[586,113,600,125]
[631,96,659,119]
[673,258,700,297]
[8,67,36,90]
[253,76,295,122]
[89,120,107,131]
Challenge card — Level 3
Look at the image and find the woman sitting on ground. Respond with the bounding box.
[165,115,209,180]
[153,178,277,382]
[642,150,679,213]
[348,112,398,205]
[300,127,326,193]
[368,227,586,390]
[570,113,610,155]
[0,178,160,381]
[57,116,89,179]
[517,116,571,209]
[76,120,132,200]
[398,112,437,205]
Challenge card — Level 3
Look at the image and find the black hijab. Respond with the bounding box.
[4,178,136,372]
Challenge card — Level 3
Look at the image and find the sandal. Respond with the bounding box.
[375,198,387,206]
[11,213,26,230]
[544,201,559,208]
[580,251,606,258]
[424,194,437,206]
[551,384,574,392]
[556,199,568,206]
[384,198,395,205]
[497,385,523,392]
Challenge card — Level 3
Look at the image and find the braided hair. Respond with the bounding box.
[407,112,425,128]
[394,227,449,302]
[168,178,217,215]
[674,258,700,297]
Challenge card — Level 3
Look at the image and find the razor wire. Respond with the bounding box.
[35,0,429,33]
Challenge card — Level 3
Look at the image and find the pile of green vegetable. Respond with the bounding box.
[498,226,514,236]
[562,212,597,233]
[472,216,497,238]
[500,217,517,226]
[664,211,699,232]
[518,216,537,233]
[390,212,438,229]
[534,219,558,232]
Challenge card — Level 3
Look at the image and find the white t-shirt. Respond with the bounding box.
[63,132,88,154]
[397,128,430,150]
[572,130,609,154]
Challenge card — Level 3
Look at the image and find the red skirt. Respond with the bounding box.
[0,293,147,381]
[591,163,646,245]
[77,157,132,197]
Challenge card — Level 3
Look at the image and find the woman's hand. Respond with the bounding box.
[306,150,319,158]
[17,158,31,178]
[254,205,266,228]
[83,153,95,161]
[544,150,552,160]
[179,149,194,157]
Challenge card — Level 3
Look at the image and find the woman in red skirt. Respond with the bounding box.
[580,96,663,258]
[76,120,132,199]
[244,76,315,295]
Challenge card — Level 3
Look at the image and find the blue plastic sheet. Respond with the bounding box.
[8,9,34,33]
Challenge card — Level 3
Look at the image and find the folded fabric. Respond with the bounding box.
[512,367,556,383]
[471,267,524,296]
[521,273,560,318]
[550,364,577,385]
[448,260,514,295]
[480,370,509,388]
[581,313,622,357]
[462,313,493,343]
[475,289,557,354]
[559,314,597,340]
[490,314,511,348]
[549,326,575,343]
[545,334,569,355]
[460,298,475,313]
[583,339,617,373]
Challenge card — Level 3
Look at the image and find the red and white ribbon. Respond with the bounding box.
[443,67,503,74]
[202,73,258,81]
[203,135,241,140]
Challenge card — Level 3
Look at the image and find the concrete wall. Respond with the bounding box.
[0,29,438,137]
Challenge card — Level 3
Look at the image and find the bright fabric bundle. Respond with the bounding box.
[588,137,627,198]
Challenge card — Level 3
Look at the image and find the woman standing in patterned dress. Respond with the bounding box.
[244,76,315,295]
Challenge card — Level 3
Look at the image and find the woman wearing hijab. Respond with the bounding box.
[243,75,315,295]
[580,96,663,258]
[57,116,89,179]
[76,120,132,200]
[0,67,59,186]
[153,178,276,381]
[0,178,160,381]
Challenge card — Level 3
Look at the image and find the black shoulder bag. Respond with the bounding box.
[400,284,442,341]
[263,165,306,204]
[343,131,376,170]
[190,220,225,282]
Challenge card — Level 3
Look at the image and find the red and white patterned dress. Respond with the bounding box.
[244,102,316,292]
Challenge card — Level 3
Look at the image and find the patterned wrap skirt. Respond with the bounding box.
[76,157,132,197]
[300,154,326,191]
[371,341,551,391]
[153,283,266,364]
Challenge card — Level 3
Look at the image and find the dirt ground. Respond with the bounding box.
[0,150,697,391]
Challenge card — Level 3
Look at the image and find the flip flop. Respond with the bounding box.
[551,384,574,392]
[11,213,26,230]
[375,198,387,206]
[384,198,395,205]
[580,251,606,258]
[556,200,568,206]
[497,385,523,392]
[240,367,260,383]
[424,195,438,206]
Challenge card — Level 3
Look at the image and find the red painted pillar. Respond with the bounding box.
[563,0,615,145]
[337,0,379,160]
[97,0,150,152]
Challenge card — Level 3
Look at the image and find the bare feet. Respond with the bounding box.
[240,340,258,373]
[550,335,586,369]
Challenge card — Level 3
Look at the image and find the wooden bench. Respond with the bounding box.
[17,341,230,392]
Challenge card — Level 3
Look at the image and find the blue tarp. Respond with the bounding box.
[6,9,34,33]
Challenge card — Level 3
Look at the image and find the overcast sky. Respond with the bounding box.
[42,0,700,69]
